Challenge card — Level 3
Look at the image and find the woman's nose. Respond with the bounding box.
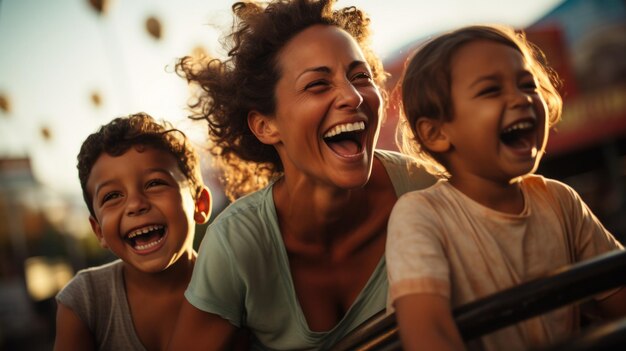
[335,81,364,110]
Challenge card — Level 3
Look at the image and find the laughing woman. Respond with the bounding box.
[168,0,434,349]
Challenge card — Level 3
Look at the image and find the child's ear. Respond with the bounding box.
[248,110,280,145]
[415,117,451,153]
[193,186,212,225]
[89,216,109,249]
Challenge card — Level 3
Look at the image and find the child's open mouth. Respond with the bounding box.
[500,119,536,150]
[125,224,166,251]
[322,121,366,157]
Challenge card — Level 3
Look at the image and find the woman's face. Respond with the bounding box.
[267,24,382,190]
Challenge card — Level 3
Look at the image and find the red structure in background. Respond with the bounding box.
[377,0,626,157]
[377,0,626,243]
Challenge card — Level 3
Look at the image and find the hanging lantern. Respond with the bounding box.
[145,16,162,40]
[0,93,10,114]
[88,0,109,15]
[41,126,52,141]
[90,91,102,108]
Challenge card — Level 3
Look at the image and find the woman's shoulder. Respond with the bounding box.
[374,149,436,195]
[202,185,280,256]
[211,185,276,229]
[374,149,414,167]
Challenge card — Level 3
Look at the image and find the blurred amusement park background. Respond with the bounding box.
[0,0,625,349]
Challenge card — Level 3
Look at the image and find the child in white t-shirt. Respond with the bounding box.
[387,24,625,351]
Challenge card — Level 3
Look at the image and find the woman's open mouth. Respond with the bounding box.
[322,121,367,157]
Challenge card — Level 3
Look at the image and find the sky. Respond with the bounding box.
[0,0,563,199]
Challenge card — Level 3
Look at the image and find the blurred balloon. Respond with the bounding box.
[41,127,52,141]
[90,91,102,108]
[0,93,10,114]
[88,0,110,15]
[145,16,162,40]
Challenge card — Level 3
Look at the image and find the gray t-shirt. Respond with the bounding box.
[56,259,146,351]
[186,149,434,350]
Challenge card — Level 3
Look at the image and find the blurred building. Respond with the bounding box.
[0,157,54,350]
[0,157,111,350]
[379,0,626,243]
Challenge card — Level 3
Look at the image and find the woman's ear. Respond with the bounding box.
[193,186,212,225]
[89,216,109,249]
[415,117,451,153]
[248,110,280,145]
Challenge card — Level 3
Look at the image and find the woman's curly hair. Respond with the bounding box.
[176,0,385,201]
[77,112,204,217]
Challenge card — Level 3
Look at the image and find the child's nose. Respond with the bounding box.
[126,193,150,216]
[510,90,533,109]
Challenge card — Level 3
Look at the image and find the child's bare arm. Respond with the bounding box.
[596,287,626,319]
[395,294,466,351]
[167,299,237,351]
[53,303,95,351]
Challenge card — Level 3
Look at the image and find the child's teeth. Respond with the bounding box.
[127,225,163,239]
[504,121,533,133]
[134,236,164,250]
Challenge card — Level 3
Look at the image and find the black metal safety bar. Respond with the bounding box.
[330,250,626,351]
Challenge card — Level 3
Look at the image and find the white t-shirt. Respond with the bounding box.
[387,175,623,351]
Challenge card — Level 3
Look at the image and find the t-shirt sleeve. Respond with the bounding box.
[56,272,92,327]
[185,223,245,327]
[550,179,624,260]
[386,191,450,306]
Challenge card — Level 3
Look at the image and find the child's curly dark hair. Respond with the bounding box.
[77,112,203,217]
[176,0,385,201]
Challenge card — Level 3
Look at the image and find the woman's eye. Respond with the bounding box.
[351,72,372,82]
[304,80,329,91]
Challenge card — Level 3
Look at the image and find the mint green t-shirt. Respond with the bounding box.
[186,150,434,350]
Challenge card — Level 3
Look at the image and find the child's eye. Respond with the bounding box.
[101,192,121,204]
[146,179,167,188]
[477,86,500,96]
[520,81,538,92]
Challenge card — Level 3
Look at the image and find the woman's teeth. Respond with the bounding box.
[323,121,365,138]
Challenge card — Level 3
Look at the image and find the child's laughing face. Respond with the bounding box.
[442,39,549,185]
[87,146,202,273]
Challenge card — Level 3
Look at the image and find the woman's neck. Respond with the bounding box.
[272,157,392,246]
